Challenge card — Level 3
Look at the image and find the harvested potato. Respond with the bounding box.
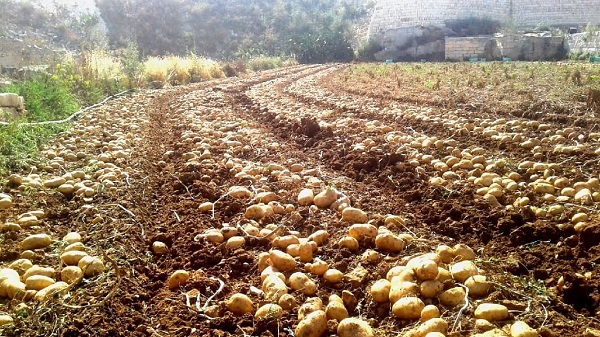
[167,270,190,289]
[0,314,13,327]
[25,275,55,291]
[420,304,440,322]
[198,201,213,213]
[61,266,84,285]
[386,266,410,281]
[439,286,466,306]
[9,259,33,275]
[348,223,377,240]
[63,232,82,244]
[391,297,425,320]
[341,207,368,223]
[510,320,538,337]
[228,186,253,199]
[255,303,283,320]
[34,281,69,302]
[226,293,254,315]
[270,250,296,272]
[298,188,315,206]
[361,249,380,264]
[2,279,26,299]
[338,236,359,251]
[337,317,374,337]
[307,259,329,276]
[323,269,344,283]
[278,293,297,310]
[64,242,86,252]
[152,241,169,255]
[289,272,317,295]
[474,303,509,322]
[273,235,300,249]
[370,279,391,303]
[298,297,323,320]
[405,318,449,337]
[452,244,475,261]
[262,274,288,301]
[225,236,246,249]
[21,234,53,250]
[295,310,327,337]
[415,260,439,281]
[450,260,478,282]
[313,188,338,208]
[298,242,313,263]
[375,232,405,252]
[325,294,348,321]
[389,279,419,303]
[204,230,224,244]
[61,251,89,265]
[420,280,443,298]
[465,275,491,297]
[78,256,105,277]
[308,230,329,245]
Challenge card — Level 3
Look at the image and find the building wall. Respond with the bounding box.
[369,0,600,37]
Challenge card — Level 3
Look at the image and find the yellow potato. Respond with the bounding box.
[61,266,84,285]
[438,287,466,306]
[325,294,348,321]
[510,320,538,337]
[270,250,296,272]
[415,260,439,281]
[0,314,13,327]
[226,293,254,315]
[255,303,283,320]
[77,256,105,277]
[389,278,419,303]
[273,235,300,250]
[313,188,338,208]
[34,281,69,302]
[23,265,55,281]
[262,274,288,301]
[2,279,26,299]
[450,260,478,282]
[225,236,246,249]
[295,310,327,337]
[9,259,33,275]
[307,230,330,245]
[420,280,443,298]
[341,207,368,223]
[298,242,313,263]
[420,305,440,322]
[167,270,190,289]
[298,297,323,320]
[465,275,491,297]
[298,188,315,206]
[25,275,55,291]
[63,232,82,244]
[370,279,391,303]
[278,293,297,310]
[307,259,329,276]
[348,223,377,240]
[289,272,317,295]
[405,318,449,337]
[391,297,425,320]
[338,236,359,251]
[21,234,52,250]
[337,317,374,337]
[474,303,509,322]
[323,269,344,283]
[61,251,89,265]
[64,242,86,252]
[375,233,405,252]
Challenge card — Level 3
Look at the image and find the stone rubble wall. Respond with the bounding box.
[445,35,568,61]
[369,0,600,37]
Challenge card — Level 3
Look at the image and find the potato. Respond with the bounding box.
[420,280,443,298]
[167,270,190,289]
[297,242,313,263]
[1,279,26,299]
[0,314,13,327]
[298,188,315,206]
[298,297,323,320]
[323,269,344,283]
[465,275,491,297]
[152,241,169,255]
[225,236,246,249]
[23,265,55,281]
[474,303,509,322]
[21,233,53,250]
[61,251,89,265]
[389,279,419,303]
[61,266,84,285]
[342,207,368,223]
[64,242,86,252]
[289,272,317,295]
[361,249,380,264]
[406,318,449,337]
[295,310,327,337]
[270,250,296,272]
[370,279,391,303]
[386,266,410,281]
[392,297,425,320]
[450,260,478,282]
[375,233,405,252]
[439,286,466,306]
[313,189,337,209]
[273,235,300,249]
[308,230,329,245]
[198,201,213,213]
[262,274,288,301]
[245,204,266,219]
[78,256,105,277]
[325,294,348,321]
[258,252,271,272]
[25,275,55,291]
[420,305,440,322]
[228,186,253,199]
[34,281,68,302]
[452,243,475,261]
[20,250,35,260]
[415,260,439,281]
[9,259,33,275]
[510,320,538,337]
[226,293,254,315]
[278,293,297,310]
[260,266,283,282]
[338,236,359,251]
[307,259,329,276]
[406,253,441,269]
[337,317,374,337]
[348,223,377,240]
[255,303,283,320]
[204,229,224,244]
[0,269,20,292]
[255,191,278,203]
[436,267,452,283]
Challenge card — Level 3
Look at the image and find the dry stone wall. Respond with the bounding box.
[369,0,600,36]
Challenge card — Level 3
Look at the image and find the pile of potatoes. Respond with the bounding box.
[0,230,105,324]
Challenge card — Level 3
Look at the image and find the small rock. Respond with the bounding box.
[345,265,368,288]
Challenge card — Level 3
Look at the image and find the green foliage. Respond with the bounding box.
[247,56,284,71]
[355,39,384,61]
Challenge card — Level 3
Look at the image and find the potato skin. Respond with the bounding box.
[337,317,374,337]
[295,310,327,337]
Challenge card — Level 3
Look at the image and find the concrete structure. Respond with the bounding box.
[368,0,600,61]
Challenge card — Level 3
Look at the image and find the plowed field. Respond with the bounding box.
[1,63,599,337]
